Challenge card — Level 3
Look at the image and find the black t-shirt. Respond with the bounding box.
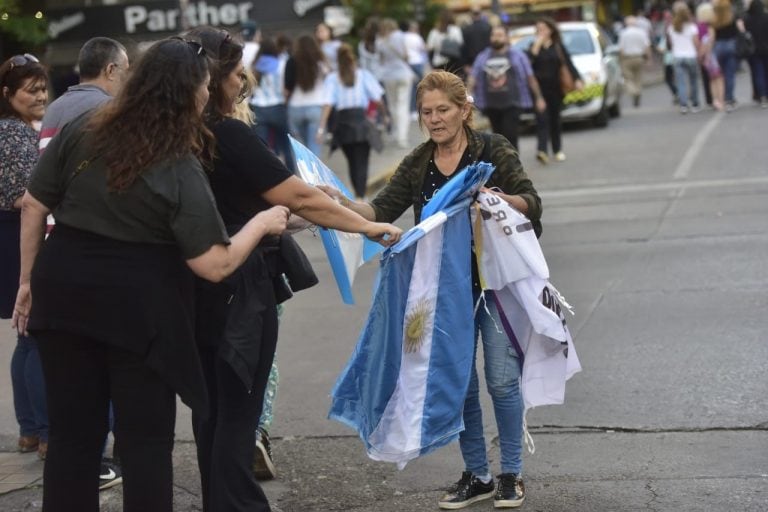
[208,118,293,231]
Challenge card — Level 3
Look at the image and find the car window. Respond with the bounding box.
[511,29,595,55]
[561,29,595,55]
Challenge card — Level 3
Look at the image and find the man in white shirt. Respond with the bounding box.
[618,16,651,107]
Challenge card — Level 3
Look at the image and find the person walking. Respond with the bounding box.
[0,53,49,462]
[462,8,492,76]
[657,9,680,105]
[318,44,385,200]
[403,20,428,117]
[376,18,415,149]
[744,0,768,107]
[316,22,341,72]
[319,70,542,510]
[250,36,294,170]
[284,35,328,157]
[697,3,726,111]
[712,0,745,111]
[426,9,465,76]
[527,17,583,164]
[618,16,651,107]
[13,38,294,512]
[184,26,402,512]
[668,1,702,114]
[468,25,546,152]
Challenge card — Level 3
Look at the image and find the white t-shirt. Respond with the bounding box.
[403,31,427,66]
[618,26,650,57]
[668,23,699,59]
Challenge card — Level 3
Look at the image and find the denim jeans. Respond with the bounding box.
[674,57,701,107]
[252,104,295,172]
[288,104,323,157]
[11,334,48,441]
[714,38,738,103]
[459,296,523,476]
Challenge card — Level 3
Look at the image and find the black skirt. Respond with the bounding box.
[0,210,21,319]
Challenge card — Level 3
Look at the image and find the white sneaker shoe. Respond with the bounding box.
[554,151,566,162]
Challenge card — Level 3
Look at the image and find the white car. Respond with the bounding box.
[509,21,622,127]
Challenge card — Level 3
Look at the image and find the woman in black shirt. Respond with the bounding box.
[185,27,402,512]
[527,17,582,164]
[13,38,290,512]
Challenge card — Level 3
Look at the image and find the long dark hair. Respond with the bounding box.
[253,36,278,83]
[537,16,563,46]
[87,38,210,191]
[185,26,244,121]
[293,34,325,92]
[0,55,47,120]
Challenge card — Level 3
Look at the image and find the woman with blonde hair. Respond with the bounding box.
[668,1,701,113]
[712,0,746,110]
[696,2,726,111]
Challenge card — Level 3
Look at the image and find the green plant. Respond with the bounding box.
[0,0,48,46]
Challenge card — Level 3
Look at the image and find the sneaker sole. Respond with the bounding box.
[438,489,495,509]
[494,496,525,508]
[253,442,276,480]
[99,476,123,491]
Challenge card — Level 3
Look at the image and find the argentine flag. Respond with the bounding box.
[329,200,475,468]
[289,136,382,304]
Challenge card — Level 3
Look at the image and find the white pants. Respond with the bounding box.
[383,78,413,146]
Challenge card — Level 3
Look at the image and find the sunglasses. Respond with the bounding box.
[170,37,206,57]
[9,54,40,70]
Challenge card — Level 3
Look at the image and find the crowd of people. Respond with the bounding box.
[0,2,764,511]
[617,0,768,113]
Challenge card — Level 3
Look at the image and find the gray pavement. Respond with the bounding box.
[1,63,767,511]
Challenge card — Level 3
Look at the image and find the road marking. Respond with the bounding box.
[541,175,768,200]
[672,112,724,180]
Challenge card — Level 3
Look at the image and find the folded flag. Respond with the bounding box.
[289,136,381,304]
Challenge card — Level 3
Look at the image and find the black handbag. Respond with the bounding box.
[735,30,755,59]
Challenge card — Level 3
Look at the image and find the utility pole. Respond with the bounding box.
[179,0,189,30]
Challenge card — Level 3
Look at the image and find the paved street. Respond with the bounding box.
[1,73,766,511]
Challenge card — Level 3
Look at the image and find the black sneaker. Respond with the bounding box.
[438,473,495,509]
[493,473,525,508]
[253,427,276,480]
[99,458,123,491]
[444,470,472,493]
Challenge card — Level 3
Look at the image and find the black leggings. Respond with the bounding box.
[536,93,564,154]
[483,106,521,151]
[37,330,176,512]
[341,142,371,199]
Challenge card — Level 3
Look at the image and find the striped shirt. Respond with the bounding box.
[323,69,383,110]
[250,55,287,108]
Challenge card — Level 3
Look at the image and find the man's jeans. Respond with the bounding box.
[459,295,523,476]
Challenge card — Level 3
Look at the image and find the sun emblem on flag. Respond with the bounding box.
[404,299,432,353]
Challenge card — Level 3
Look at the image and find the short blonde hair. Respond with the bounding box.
[230,68,256,126]
[696,2,715,24]
[415,70,474,129]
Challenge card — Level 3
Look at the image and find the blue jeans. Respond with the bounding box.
[11,334,48,441]
[673,57,700,107]
[252,104,295,172]
[288,104,323,157]
[714,38,738,103]
[459,296,523,476]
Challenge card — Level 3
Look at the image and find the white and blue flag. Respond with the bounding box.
[289,136,381,304]
[329,162,495,468]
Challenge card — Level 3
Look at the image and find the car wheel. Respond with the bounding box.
[608,99,621,118]
[593,102,609,127]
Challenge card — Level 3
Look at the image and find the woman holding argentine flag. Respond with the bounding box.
[184,27,402,512]
[320,69,542,510]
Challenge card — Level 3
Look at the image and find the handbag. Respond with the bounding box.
[735,30,755,59]
[439,36,463,60]
[555,44,575,94]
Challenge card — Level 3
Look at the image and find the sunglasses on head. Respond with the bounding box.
[9,54,40,70]
[170,37,206,57]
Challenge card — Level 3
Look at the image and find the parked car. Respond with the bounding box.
[509,21,622,127]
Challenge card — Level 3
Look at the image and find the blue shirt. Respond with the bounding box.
[471,46,535,110]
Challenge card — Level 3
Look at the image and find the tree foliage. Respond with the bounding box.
[0,0,48,46]
[341,0,443,37]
